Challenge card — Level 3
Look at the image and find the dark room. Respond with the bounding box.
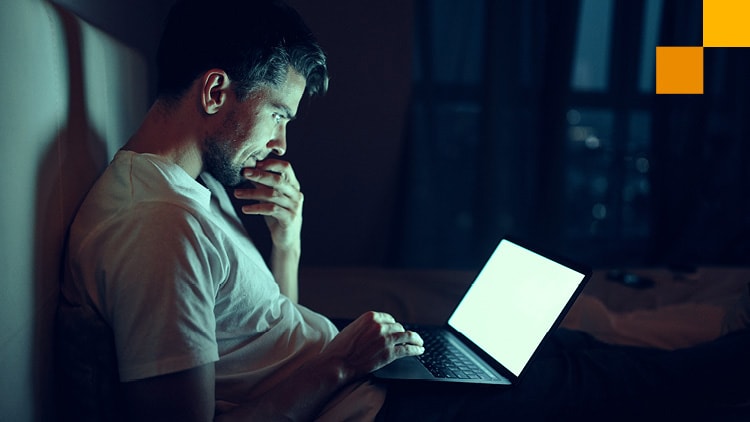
[2,0,750,420]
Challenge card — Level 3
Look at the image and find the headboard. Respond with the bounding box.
[0,2,148,419]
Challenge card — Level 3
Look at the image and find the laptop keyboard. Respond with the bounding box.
[416,328,494,380]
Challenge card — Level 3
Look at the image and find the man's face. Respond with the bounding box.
[203,69,306,186]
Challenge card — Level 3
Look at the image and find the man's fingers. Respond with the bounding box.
[255,158,297,180]
[242,168,280,184]
[385,330,424,360]
[233,180,304,223]
[392,330,423,347]
[240,202,293,219]
[390,330,425,359]
[242,170,290,191]
[235,186,294,207]
[382,322,405,335]
[364,312,423,349]
[369,311,397,325]
[396,343,426,358]
[243,160,300,190]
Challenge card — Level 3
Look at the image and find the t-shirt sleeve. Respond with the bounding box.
[95,203,224,382]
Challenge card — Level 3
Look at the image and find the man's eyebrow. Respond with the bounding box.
[273,102,296,120]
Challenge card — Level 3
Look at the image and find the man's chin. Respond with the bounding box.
[206,168,244,188]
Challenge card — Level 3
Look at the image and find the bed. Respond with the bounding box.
[299,265,750,417]
[299,266,750,350]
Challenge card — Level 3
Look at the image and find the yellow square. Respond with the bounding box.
[656,46,704,94]
[704,0,750,47]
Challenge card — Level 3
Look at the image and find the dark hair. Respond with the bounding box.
[156,0,328,101]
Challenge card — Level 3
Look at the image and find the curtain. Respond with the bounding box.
[395,0,750,269]
[394,0,580,268]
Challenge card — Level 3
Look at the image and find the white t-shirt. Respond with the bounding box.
[66,150,385,420]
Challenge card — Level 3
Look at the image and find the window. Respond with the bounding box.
[563,0,663,264]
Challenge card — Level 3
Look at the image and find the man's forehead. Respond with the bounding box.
[274,70,307,114]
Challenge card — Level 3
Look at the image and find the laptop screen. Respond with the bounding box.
[447,239,587,377]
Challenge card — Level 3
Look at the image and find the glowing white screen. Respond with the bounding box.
[447,239,585,376]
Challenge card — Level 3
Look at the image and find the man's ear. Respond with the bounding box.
[201,69,231,115]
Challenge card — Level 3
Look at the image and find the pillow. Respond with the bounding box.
[55,295,123,421]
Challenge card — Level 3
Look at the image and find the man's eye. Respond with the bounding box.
[273,114,282,124]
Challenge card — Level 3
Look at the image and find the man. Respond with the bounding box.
[62,0,750,420]
[63,0,422,420]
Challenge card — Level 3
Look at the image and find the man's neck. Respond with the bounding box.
[123,99,204,179]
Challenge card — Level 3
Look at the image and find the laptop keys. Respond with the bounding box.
[417,329,491,380]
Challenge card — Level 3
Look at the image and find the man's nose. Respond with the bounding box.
[269,126,287,156]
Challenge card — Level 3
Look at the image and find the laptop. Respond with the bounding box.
[373,237,591,385]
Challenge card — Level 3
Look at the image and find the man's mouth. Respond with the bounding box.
[243,153,261,168]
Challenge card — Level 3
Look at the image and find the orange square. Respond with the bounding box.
[704,0,750,47]
[656,46,703,94]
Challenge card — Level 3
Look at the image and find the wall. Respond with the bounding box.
[0,1,148,419]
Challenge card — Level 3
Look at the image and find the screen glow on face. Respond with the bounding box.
[448,240,584,376]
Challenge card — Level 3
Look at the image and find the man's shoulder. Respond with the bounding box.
[68,196,229,294]
[69,160,219,260]
[112,150,211,209]
[73,152,213,230]
[72,198,215,252]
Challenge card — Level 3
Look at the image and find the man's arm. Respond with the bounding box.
[270,244,300,302]
[121,364,216,422]
[235,159,302,302]
[222,311,424,421]
[121,311,424,421]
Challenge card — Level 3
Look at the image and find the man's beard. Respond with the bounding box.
[203,138,243,187]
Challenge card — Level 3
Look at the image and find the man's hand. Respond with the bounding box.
[234,158,303,251]
[323,311,425,379]
[234,158,303,301]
